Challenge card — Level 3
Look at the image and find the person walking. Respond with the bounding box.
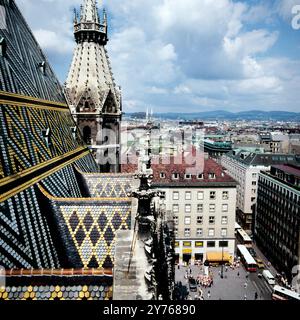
[255,292,258,300]
[207,291,211,299]
[237,271,240,277]
[244,282,248,289]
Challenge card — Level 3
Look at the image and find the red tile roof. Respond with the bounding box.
[122,157,236,187]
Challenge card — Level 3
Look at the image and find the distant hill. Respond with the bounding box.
[125,110,300,121]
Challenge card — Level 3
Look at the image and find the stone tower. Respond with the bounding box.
[64,0,122,172]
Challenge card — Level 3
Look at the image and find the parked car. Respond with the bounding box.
[189,278,197,292]
[255,258,265,269]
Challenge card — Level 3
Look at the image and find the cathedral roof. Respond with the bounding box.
[0,1,132,277]
[65,0,121,115]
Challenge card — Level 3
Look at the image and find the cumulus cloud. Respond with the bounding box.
[15,0,300,112]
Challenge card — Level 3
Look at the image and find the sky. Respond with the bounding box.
[16,0,300,113]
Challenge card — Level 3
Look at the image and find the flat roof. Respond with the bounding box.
[272,165,300,178]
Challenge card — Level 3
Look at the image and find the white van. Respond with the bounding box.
[262,269,275,285]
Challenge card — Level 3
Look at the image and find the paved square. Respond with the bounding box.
[175,263,272,300]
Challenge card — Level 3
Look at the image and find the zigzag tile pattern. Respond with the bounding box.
[83,174,134,198]
[51,200,132,269]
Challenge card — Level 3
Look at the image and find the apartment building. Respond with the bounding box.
[255,165,300,281]
[151,158,237,266]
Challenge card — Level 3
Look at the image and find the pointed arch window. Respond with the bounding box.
[83,126,92,145]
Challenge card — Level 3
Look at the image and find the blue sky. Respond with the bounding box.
[16,0,300,113]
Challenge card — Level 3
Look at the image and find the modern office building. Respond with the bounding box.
[255,165,300,281]
[221,151,298,230]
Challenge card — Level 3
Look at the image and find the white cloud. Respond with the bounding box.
[15,0,300,113]
[34,29,74,54]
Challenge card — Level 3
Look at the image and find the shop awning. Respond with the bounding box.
[206,252,231,262]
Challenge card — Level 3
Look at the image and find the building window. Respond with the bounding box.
[219,241,228,248]
[185,191,191,200]
[197,204,203,213]
[172,173,179,180]
[173,192,179,200]
[82,126,92,145]
[183,241,191,247]
[174,216,179,225]
[210,191,216,200]
[197,191,204,200]
[196,228,203,237]
[252,173,257,179]
[208,229,215,237]
[207,241,215,247]
[174,228,178,237]
[221,216,228,225]
[221,228,227,237]
[222,204,228,212]
[195,241,204,247]
[160,172,166,179]
[222,191,229,200]
[209,216,215,224]
[209,204,215,213]
[197,216,203,224]
[184,228,191,237]
[252,181,257,186]
[185,204,191,213]
[185,174,192,180]
[173,204,179,213]
[197,173,204,180]
[184,216,191,225]
[209,173,216,179]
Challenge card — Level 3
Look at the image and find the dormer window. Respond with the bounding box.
[0,37,7,57]
[209,173,216,179]
[42,128,51,147]
[38,61,46,75]
[197,173,204,180]
[185,174,192,180]
[71,127,77,141]
[160,172,166,179]
[172,173,179,180]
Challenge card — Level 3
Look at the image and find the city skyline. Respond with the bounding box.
[16,0,300,113]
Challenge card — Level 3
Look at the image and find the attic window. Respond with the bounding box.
[208,173,216,179]
[0,37,7,57]
[197,173,204,180]
[185,174,192,180]
[160,173,166,179]
[172,173,179,180]
[38,61,46,74]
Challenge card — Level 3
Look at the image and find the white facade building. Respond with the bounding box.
[221,151,298,230]
[151,158,237,266]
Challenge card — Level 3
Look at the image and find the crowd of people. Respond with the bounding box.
[197,274,213,288]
